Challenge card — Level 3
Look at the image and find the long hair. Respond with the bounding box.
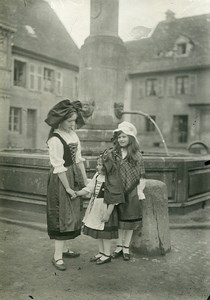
[47,111,78,141]
[97,155,106,175]
[113,131,140,165]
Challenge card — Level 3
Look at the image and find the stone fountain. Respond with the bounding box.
[0,0,210,223]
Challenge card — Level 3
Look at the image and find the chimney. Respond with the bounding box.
[165,10,176,22]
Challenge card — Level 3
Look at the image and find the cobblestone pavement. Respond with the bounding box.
[0,221,210,300]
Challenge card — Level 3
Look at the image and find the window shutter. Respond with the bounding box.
[166,76,175,96]
[29,64,35,90]
[74,76,78,99]
[37,65,43,91]
[157,77,164,97]
[56,71,63,96]
[138,79,145,99]
[190,74,197,95]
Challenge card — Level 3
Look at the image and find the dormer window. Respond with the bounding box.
[174,35,193,57]
[177,43,187,55]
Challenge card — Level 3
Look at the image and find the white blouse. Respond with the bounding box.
[82,173,105,197]
[47,129,85,174]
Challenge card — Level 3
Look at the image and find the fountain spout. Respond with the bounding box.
[122,111,169,156]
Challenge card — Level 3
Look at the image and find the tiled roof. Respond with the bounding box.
[126,14,210,74]
[0,0,79,67]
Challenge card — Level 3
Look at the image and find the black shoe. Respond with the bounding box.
[96,254,111,265]
[63,250,80,258]
[111,249,123,259]
[123,253,131,261]
[123,246,131,261]
[90,252,103,262]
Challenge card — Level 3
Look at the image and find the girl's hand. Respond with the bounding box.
[138,179,146,200]
[138,191,145,200]
[66,187,77,199]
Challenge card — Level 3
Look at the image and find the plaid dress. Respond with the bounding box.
[117,150,145,230]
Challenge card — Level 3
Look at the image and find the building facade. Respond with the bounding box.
[126,11,210,148]
[0,2,209,150]
[0,0,79,149]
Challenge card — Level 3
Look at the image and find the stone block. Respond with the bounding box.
[131,179,171,256]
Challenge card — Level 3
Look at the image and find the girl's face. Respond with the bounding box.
[59,113,77,132]
[96,160,104,174]
[118,132,130,148]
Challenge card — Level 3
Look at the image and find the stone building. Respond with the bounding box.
[125,11,210,148]
[0,0,209,150]
[0,0,79,149]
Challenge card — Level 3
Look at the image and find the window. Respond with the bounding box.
[44,67,54,92]
[177,43,187,55]
[146,79,158,96]
[14,60,26,87]
[9,107,22,133]
[174,36,193,57]
[176,76,189,95]
[145,116,156,132]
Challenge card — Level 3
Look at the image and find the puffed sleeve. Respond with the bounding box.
[75,134,85,164]
[48,137,67,174]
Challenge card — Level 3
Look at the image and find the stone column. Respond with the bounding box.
[131,179,171,256]
[78,0,127,129]
[0,23,15,148]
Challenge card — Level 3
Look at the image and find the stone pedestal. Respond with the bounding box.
[131,179,171,256]
[78,0,127,129]
[76,129,113,154]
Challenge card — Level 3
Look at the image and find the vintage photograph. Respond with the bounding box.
[0,0,210,299]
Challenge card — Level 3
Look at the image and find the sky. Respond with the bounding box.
[47,0,210,47]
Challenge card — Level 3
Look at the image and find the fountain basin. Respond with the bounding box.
[0,150,209,214]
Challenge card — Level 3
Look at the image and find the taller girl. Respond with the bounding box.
[104,121,146,261]
[45,100,88,271]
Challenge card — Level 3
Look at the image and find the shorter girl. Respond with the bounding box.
[76,156,119,265]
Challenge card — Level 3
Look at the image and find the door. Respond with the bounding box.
[173,115,188,143]
[27,109,37,148]
[200,109,210,145]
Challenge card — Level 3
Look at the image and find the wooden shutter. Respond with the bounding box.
[157,77,164,97]
[138,78,145,99]
[29,64,35,90]
[56,71,63,96]
[166,76,175,96]
[37,65,43,91]
[190,74,197,95]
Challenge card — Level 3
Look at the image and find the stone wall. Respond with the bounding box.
[0,152,210,214]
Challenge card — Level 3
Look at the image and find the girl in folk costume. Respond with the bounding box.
[76,156,124,265]
[45,99,88,271]
[103,121,146,261]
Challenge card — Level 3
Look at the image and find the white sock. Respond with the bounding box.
[54,240,64,264]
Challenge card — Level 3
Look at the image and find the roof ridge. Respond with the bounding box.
[160,12,210,23]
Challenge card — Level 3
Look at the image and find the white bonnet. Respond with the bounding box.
[113,121,139,143]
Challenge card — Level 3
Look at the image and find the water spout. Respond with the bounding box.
[122,111,170,156]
